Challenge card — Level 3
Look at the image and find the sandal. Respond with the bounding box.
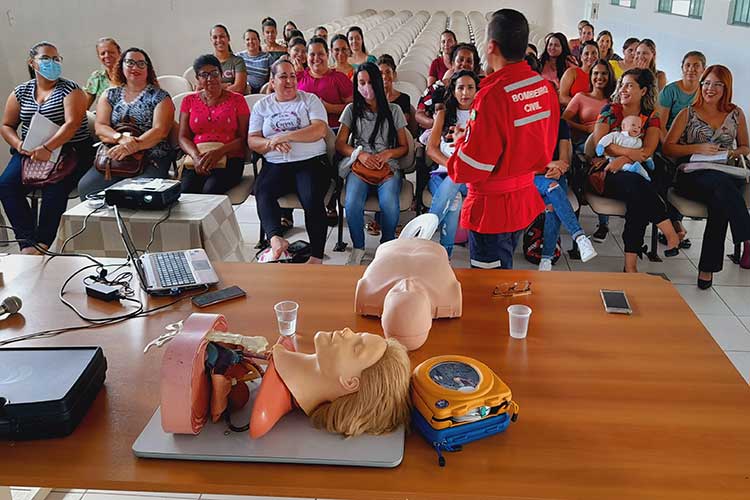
[366,220,381,236]
[280,217,293,235]
[659,232,691,249]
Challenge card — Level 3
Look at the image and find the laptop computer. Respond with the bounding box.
[114,206,219,295]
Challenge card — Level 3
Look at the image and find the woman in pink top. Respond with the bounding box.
[178,54,249,194]
[562,59,615,147]
[296,37,353,129]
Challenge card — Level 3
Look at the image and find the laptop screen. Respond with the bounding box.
[113,206,149,287]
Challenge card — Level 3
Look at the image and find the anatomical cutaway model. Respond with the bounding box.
[355,238,463,350]
[158,313,411,439]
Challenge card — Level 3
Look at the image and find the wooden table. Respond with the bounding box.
[1,255,749,500]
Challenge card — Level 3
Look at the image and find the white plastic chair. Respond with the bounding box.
[157,75,193,96]
[399,213,438,240]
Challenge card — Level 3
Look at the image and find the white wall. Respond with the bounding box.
[553,0,750,114]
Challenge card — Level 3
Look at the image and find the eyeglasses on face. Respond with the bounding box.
[124,59,148,69]
[701,81,725,89]
[197,69,221,80]
[36,55,63,63]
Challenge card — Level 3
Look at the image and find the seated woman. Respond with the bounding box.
[567,19,590,59]
[282,20,298,45]
[178,55,248,195]
[297,37,353,129]
[570,22,594,61]
[248,59,329,264]
[347,27,377,70]
[663,65,750,287]
[238,29,271,94]
[596,30,620,62]
[0,41,93,254]
[314,26,329,42]
[287,37,307,74]
[416,43,480,132]
[591,68,682,272]
[84,37,121,109]
[634,39,667,92]
[78,48,174,199]
[336,63,409,265]
[330,35,354,80]
[425,70,478,257]
[562,59,614,147]
[535,118,597,270]
[427,30,457,87]
[261,17,288,64]
[610,37,638,82]
[378,54,417,135]
[559,41,599,106]
[205,24,246,94]
[539,32,576,89]
[656,51,706,141]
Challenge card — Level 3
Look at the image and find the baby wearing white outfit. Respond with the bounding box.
[596,115,656,180]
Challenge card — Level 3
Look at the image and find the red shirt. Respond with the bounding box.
[181,91,249,158]
[448,61,560,233]
[296,68,353,127]
[429,57,450,82]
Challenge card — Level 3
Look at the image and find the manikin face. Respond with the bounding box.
[622,116,642,137]
[314,329,387,386]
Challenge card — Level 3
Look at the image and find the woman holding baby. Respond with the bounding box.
[591,68,682,272]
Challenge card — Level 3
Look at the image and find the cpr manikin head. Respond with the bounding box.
[272,328,411,436]
[381,278,433,350]
[622,115,642,138]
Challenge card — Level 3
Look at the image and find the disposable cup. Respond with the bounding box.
[507,305,532,339]
[274,301,298,339]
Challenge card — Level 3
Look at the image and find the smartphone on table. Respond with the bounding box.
[192,286,247,308]
[600,289,632,315]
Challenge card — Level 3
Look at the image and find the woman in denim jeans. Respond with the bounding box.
[425,70,479,257]
[336,63,409,265]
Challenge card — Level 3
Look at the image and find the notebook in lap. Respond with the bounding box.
[114,206,219,295]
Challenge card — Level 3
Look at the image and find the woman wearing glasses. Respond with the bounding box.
[663,65,750,287]
[77,47,174,199]
[0,41,93,254]
[178,54,249,194]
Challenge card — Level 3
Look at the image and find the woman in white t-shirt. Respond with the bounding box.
[335,62,409,265]
[248,59,330,264]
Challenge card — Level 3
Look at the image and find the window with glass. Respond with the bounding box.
[657,0,704,18]
[729,0,750,26]
[611,0,637,7]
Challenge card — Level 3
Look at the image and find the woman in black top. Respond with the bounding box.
[0,41,93,254]
[377,54,416,135]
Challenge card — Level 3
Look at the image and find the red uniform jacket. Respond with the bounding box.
[448,61,560,233]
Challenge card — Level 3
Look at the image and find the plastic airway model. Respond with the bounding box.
[257,247,292,263]
[355,238,462,350]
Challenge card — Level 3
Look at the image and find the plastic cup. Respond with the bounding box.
[274,301,298,341]
[507,305,532,339]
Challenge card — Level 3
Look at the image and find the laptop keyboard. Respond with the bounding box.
[154,252,197,287]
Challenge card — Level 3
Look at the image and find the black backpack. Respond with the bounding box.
[522,213,561,265]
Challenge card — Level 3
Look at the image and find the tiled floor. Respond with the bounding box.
[3,198,749,500]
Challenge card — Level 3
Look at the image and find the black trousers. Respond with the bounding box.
[254,155,328,259]
[604,171,670,253]
[676,170,750,272]
[180,157,244,194]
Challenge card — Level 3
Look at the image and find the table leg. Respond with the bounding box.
[0,487,11,500]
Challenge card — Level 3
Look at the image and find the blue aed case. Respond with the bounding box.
[410,355,519,466]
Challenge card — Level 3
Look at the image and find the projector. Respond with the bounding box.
[104,178,181,209]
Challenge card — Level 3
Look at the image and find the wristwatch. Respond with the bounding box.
[113,132,123,142]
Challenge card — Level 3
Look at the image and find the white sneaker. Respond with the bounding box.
[538,258,552,271]
[576,235,598,263]
[346,248,365,266]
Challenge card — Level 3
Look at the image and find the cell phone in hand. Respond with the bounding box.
[600,289,632,315]
[192,286,247,308]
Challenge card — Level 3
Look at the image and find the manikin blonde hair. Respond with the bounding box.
[309,338,411,437]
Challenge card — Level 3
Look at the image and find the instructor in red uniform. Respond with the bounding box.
[448,9,559,269]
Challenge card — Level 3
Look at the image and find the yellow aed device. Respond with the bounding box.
[411,355,519,430]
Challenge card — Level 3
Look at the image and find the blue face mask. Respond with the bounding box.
[36,59,62,81]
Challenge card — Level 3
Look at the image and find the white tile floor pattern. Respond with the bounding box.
[3,198,750,500]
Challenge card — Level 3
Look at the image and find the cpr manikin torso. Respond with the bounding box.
[355,238,462,349]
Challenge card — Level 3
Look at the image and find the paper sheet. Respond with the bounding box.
[21,113,62,162]
[689,151,728,163]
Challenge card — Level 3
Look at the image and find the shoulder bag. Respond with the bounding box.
[94,122,145,180]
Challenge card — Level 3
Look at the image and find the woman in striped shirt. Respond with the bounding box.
[0,41,93,254]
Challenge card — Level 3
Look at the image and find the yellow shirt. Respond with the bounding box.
[610,60,624,82]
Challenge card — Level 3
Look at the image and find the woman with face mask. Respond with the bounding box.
[84,37,121,109]
[77,47,175,200]
[0,41,93,254]
[335,63,410,265]
[559,40,600,106]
